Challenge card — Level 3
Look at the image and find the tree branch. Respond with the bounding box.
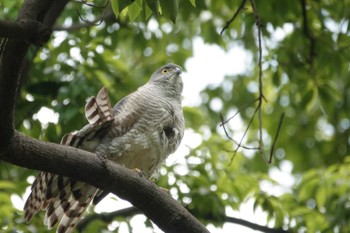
[0,0,55,148]
[77,206,142,231]
[77,206,290,233]
[0,19,51,45]
[225,216,289,233]
[53,7,117,32]
[220,0,247,35]
[221,1,284,164]
[300,0,316,64]
[1,132,209,233]
[16,0,71,97]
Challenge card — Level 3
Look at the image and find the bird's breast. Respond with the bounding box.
[99,127,168,177]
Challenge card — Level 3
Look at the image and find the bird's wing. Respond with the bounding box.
[24,87,140,233]
[85,87,112,124]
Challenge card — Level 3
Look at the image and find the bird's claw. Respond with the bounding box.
[133,168,146,177]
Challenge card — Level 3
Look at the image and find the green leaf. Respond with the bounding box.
[145,0,160,16]
[142,0,153,20]
[127,1,142,21]
[188,0,196,7]
[315,184,328,208]
[160,0,178,23]
[304,87,319,113]
[111,0,135,17]
[111,0,119,16]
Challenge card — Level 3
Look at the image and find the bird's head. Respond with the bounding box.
[149,63,183,95]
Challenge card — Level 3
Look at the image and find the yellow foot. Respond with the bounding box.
[159,187,169,192]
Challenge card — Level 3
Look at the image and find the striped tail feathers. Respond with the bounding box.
[56,194,95,233]
[44,178,98,233]
[85,87,112,125]
[24,172,52,222]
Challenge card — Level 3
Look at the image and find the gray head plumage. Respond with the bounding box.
[148,64,183,95]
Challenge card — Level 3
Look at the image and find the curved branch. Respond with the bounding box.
[220,0,247,35]
[53,7,117,32]
[1,131,209,233]
[0,0,55,148]
[77,206,290,233]
[225,216,289,233]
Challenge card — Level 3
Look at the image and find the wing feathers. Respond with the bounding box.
[85,87,112,125]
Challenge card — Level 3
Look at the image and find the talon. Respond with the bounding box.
[133,168,145,177]
[149,177,157,182]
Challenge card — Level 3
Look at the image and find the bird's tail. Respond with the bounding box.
[24,171,51,222]
[24,173,98,233]
[24,86,111,232]
[44,176,98,233]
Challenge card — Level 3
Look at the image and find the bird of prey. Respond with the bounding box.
[24,64,185,233]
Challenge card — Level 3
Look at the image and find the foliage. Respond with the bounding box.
[1,0,350,232]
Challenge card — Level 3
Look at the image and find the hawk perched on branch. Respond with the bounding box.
[24,64,185,233]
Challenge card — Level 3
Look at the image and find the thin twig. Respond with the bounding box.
[221,1,285,165]
[220,0,248,35]
[78,0,109,9]
[76,9,104,26]
[220,98,259,126]
[227,105,260,165]
[269,113,285,163]
[75,0,110,26]
[235,105,259,153]
[77,206,141,231]
[220,113,259,151]
[55,9,116,31]
[249,0,267,160]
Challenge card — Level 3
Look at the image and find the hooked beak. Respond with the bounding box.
[174,66,182,75]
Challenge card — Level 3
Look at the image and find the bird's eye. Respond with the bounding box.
[162,68,168,74]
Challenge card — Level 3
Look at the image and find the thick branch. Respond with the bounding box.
[16,0,70,97]
[0,19,51,45]
[0,0,55,148]
[0,131,209,233]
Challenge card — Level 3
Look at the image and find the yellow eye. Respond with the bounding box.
[162,68,168,74]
